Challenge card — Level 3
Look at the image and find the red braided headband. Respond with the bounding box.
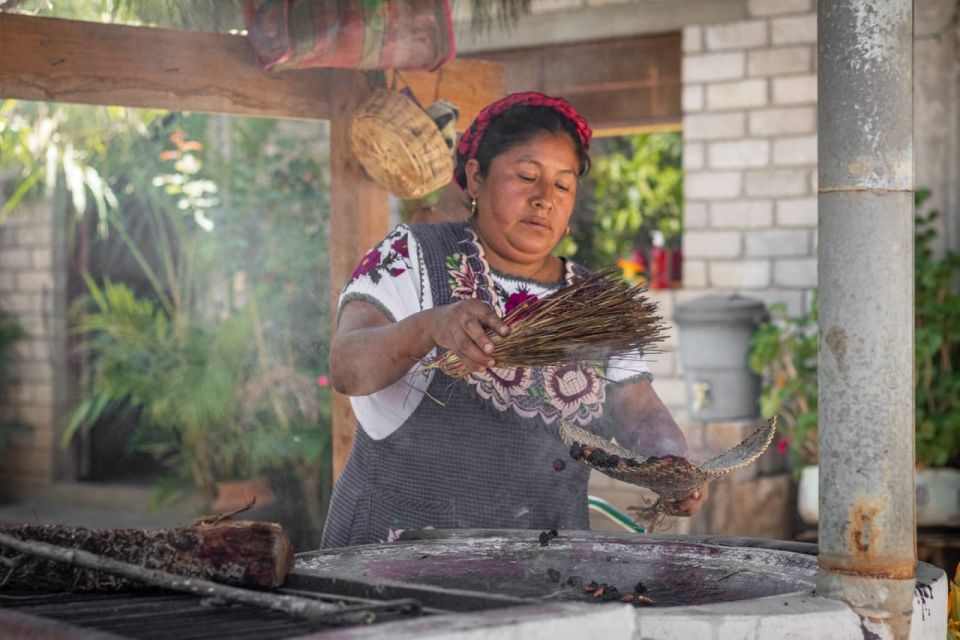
[454,91,591,190]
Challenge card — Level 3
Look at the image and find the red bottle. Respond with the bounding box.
[670,246,683,286]
[649,230,669,290]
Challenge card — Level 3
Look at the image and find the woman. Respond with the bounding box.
[322,92,706,548]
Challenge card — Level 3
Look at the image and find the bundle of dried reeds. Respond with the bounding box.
[424,268,667,378]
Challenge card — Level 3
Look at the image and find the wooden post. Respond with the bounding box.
[327,71,390,482]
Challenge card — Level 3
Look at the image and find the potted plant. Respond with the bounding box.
[913,189,960,525]
[748,295,819,523]
[66,276,263,506]
[749,189,960,526]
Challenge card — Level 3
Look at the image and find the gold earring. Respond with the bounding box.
[470,197,478,216]
[566,225,571,235]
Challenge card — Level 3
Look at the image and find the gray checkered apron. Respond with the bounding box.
[321,221,616,548]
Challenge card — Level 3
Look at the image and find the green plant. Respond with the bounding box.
[0,100,161,225]
[61,114,335,529]
[565,132,682,267]
[66,276,259,503]
[748,295,819,472]
[914,188,960,467]
[749,189,960,472]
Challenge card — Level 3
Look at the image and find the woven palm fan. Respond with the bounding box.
[558,416,777,530]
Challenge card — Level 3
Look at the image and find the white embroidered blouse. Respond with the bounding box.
[338,224,652,440]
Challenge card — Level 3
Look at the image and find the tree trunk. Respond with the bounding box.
[0,519,294,591]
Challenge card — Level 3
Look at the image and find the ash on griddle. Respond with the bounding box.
[537,529,559,547]
[580,579,655,607]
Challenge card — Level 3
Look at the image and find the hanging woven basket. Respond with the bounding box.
[350,90,454,199]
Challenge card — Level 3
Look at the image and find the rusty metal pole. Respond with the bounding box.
[817,1,916,638]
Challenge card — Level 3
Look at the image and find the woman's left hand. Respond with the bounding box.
[668,484,709,517]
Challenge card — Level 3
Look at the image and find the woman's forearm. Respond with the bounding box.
[332,297,508,397]
[331,305,439,396]
[612,380,688,457]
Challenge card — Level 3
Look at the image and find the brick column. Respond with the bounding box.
[0,198,64,500]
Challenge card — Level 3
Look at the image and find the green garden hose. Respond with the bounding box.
[588,496,645,533]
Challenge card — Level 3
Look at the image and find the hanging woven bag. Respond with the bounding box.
[246,0,456,72]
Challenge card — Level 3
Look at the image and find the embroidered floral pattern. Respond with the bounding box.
[352,247,381,280]
[391,235,409,259]
[443,225,606,426]
[544,363,605,419]
[351,228,411,284]
[447,253,479,299]
[503,288,538,319]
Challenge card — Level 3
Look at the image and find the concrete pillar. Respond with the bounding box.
[817,1,916,638]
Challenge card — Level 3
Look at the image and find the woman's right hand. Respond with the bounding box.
[428,300,510,372]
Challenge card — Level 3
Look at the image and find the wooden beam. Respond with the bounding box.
[0,13,502,125]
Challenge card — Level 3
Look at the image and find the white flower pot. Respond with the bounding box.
[916,467,960,527]
[796,465,960,527]
[797,465,819,525]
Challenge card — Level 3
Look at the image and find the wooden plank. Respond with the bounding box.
[0,14,503,126]
[327,72,390,482]
[0,13,333,119]
[466,33,680,131]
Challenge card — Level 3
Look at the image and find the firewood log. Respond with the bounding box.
[0,519,294,591]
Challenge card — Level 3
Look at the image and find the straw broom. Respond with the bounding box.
[423,268,667,377]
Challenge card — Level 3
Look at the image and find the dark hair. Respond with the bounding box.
[466,105,591,182]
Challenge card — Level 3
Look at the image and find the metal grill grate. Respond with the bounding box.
[0,588,427,639]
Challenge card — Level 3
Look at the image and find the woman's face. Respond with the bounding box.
[466,131,579,270]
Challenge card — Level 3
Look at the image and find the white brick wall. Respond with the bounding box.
[770,14,817,45]
[744,229,811,257]
[709,260,772,288]
[747,0,812,17]
[685,170,743,199]
[747,46,813,76]
[707,139,771,169]
[772,74,817,104]
[772,135,817,166]
[704,20,768,51]
[744,168,810,197]
[711,200,774,228]
[685,111,747,140]
[679,3,818,427]
[775,196,817,226]
[706,79,768,110]
[749,106,817,135]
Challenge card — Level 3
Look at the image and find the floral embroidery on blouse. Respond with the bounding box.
[351,228,409,283]
[443,225,606,426]
[446,252,479,299]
